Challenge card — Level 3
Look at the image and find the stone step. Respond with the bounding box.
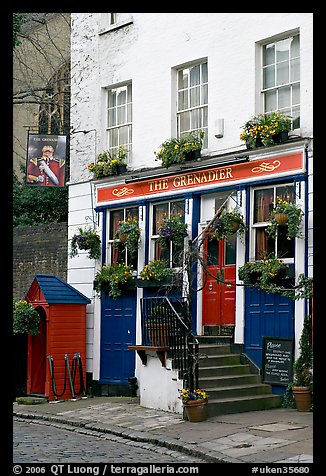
[198,353,241,367]
[198,344,232,356]
[199,364,251,377]
[200,373,261,388]
[205,383,272,400]
[206,394,282,417]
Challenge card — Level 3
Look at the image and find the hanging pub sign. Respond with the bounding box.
[26,134,66,187]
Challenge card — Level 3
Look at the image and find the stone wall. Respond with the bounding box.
[13,222,68,298]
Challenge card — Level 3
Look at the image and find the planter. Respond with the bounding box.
[185,149,201,161]
[230,221,240,233]
[292,386,312,412]
[246,138,264,149]
[136,276,174,288]
[274,212,289,225]
[183,398,208,422]
[273,130,289,144]
[117,164,127,174]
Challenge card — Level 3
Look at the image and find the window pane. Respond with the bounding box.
[207,237,218,266]
[190,65,200,86]
[292,106,300,128]
[265,90,277,112]
[278,86,291,109]
[117,88,126,106]
[108,108,116,127]
[117,105,126,125]
[179,111,190,132]
[127,85,132,102]
[290,57,300,82]
[153,203,168,234]
[172,242,183,267]
[190,86,200,107]
[263,43,275,66]
[110,210,124,239]
[254,188,274,223]
[290,35,300,58]
[191,108,201,129]
[277,228,294,259]
[263,65,275,89]
[201,84,208,105]
[178,69,189,89]
[276,38,290,62]
[276,61,289,86]
[201,62,208,83]
[255,228,274,259]
[276,185,294,203]
[170,200,184,216]
[178,90,188,110]
[108,129,118,147]
[127,103,132,122]
[292,84,300,106]
[225,234,236,265]
[108,90,116,108]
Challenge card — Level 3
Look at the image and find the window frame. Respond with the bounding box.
[250,183,295,263]
[258,31,300,131]
[106,206,139,267]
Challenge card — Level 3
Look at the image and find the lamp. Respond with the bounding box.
[214,119,224,138]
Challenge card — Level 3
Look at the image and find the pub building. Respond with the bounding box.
[68,13,313,413]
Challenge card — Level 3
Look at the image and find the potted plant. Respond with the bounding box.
[240,112,292,149]
[138,259,173,287]
[178,387,208,422]
[209,209,247,240]
[238,255,289,290]
[13,298,40,336]
[70,227,101,260]
[158,214,188,249]
[87,146,128,179]
[291,315,313,411]
[93,263,135,299]
[155,131,204,168]
[114,217,141,257]
[266,198,304,240]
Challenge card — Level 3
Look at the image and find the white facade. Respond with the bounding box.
[69,13,313,408]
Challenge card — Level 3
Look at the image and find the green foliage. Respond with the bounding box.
[293,315,313,387]
[87,147,128,179]
[114,217,141,257]
[13,170,68,227]
[240,112,292,148]
[94,263,135,299]
[266,198,304,240]
[209,209,247,240]
[13,13,27,48]
[13,298,40,335]
[158,214,188,249]
[156,131,204,168]
[139,259,173,282]
[70,227,101,260]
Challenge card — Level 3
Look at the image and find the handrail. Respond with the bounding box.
[140,296,199,390]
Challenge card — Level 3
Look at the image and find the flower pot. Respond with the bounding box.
[183,398,208,422]
[273,130,289,144]
[246,138,264,149]
[185,149,201,161]
[274,213,289,225]
[292,386,312,412]
[117,164,127,174]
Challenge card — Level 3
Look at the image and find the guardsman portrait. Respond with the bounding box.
[26,140,66,187]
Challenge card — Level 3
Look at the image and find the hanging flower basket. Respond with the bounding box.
[114,217,141,257]
[274,212,289,225]
[266,198,304,240]
[209,209,246,240]
[158,214,188,249]
[70,227,101,260]
[13,299,40,336]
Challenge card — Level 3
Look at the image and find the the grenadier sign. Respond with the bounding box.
[97,151,304,204]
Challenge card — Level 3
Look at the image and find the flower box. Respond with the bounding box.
[136,276,175,288]
[185,149,201,161]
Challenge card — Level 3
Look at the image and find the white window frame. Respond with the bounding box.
[106,82,132,164]
[249,183,295,263]
[99,13,133,35]
[106,206,139,267]
[176,59,208,149]
[257,30,300,131]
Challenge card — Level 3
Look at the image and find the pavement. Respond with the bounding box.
[13,396,313,465]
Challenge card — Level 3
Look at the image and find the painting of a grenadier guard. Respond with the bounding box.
[26,134,66,187]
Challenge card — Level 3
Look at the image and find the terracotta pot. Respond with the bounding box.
[183,398,208,422]
[292,386,312,412]
[274,212,289,225]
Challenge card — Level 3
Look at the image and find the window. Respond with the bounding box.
[252,184,295,260]
[262,34,300,129]
[151,200,185,268]
[107,83,132,162]
[107,207,138,268]
[177,61,208,148]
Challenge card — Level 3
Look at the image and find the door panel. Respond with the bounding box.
[202,235,236,327]
[100,290,136,385]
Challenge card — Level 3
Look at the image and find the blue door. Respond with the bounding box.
[244,287,294,368]
[100,290,136,386]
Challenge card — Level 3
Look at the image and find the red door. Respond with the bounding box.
[27,309,47,395]
[202,234,236,326]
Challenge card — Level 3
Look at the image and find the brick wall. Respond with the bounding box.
[13,222,68,298]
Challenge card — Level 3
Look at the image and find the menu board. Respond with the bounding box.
[262,337,294,386]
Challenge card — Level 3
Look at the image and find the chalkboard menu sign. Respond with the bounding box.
[262,337,294,386]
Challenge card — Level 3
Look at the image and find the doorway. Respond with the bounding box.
[28,306,47,395]
[202,233,236,328]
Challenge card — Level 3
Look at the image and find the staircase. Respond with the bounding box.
[196,336,282,417]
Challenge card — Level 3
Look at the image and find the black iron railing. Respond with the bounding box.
[140,297,199,389]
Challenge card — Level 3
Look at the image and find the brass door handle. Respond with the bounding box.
[209,282,213,291]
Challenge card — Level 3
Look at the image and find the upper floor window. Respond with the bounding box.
[177,61,208,148]
[107,83,132,163]
[251,184,295,261]
[151,200,185,268]
[262,34,300,129]
[107,207,139,268]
